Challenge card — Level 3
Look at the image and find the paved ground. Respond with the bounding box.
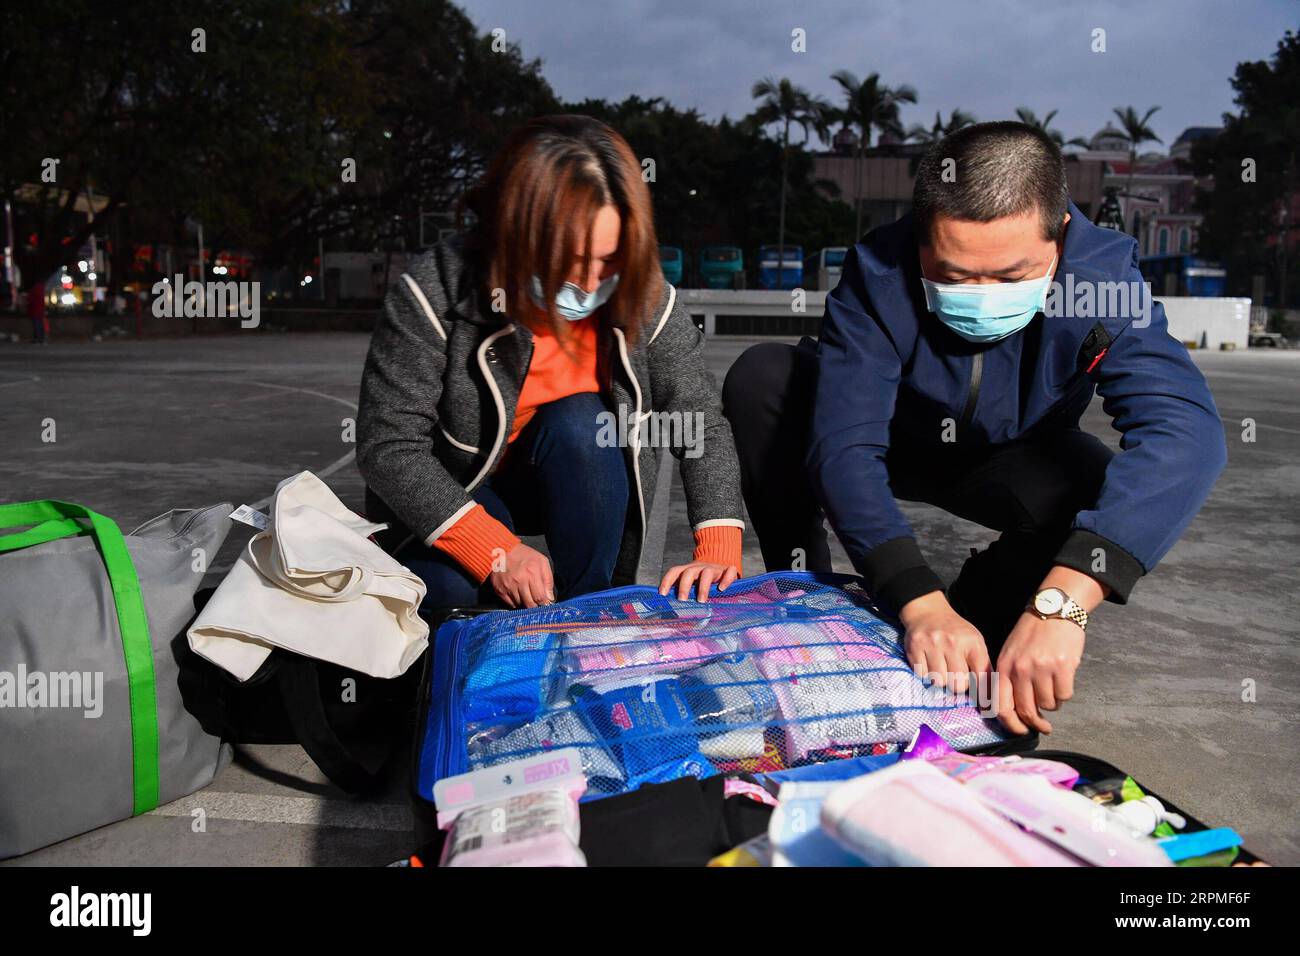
[1,332,1297,865]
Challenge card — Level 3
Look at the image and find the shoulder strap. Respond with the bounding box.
[275,657,390,794]
[0,500,160,814]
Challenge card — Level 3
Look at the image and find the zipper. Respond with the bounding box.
[427,615,470,790]
[129,501,222,540]
[958,351,983,429]
[466,325,525,491]
[161,506,209,540]
[612,329,648,542]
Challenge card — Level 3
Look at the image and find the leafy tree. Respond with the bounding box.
[750,77,834,284]
[830,71,917,239]
[1112,105,1164,200]
[569,95,852,283]
[1194,30,1300,305]
[1014,108,1090,149]
[906,108,978,173]
[0,0,557,299]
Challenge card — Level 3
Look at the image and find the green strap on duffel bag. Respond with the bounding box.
[0,500,160,815]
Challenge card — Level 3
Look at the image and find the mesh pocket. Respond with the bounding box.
[441,573,1007,799]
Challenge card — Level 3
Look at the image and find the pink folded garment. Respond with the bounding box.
[820,761,1082,867]
[559,621,707,649]
[924,752,1081,789]
[568,636,730,679]
[711,581,802,604]
[742,620,893,676]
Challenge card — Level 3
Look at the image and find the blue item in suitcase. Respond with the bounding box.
[415,571,1011,803]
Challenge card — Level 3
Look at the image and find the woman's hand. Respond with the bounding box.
[658,561,739,603]
[489,542,555,608]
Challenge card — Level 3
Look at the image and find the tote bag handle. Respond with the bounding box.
[0,500,160,815]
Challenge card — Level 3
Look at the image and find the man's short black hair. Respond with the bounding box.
[912,121,1069,245]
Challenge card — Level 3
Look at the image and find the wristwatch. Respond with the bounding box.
[1026,587,1088,631]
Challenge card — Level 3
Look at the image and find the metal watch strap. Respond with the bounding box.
[1027,591,1089,631]
[1061,600,1088,630]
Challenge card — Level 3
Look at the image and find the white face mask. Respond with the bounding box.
[528,273,620,321]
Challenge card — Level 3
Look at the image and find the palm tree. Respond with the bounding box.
[1014,107,1090,149]
[830,71,918,239]
[906,108,977,174]
[751,77,834,286]
[1112,105,1163,200]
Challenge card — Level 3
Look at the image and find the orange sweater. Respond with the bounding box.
[431,317,742,583]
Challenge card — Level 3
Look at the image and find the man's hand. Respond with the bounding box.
[898,591,991,695]
[489,542,555,608]
[659,561,739,602]
[995,612,1085,735]
[994,565,1105,735]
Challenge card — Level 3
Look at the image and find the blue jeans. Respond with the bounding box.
[398,392,630,611]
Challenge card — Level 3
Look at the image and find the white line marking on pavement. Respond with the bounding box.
[149,791,412,832]
[185,376,360,510]
[0,374,40,388]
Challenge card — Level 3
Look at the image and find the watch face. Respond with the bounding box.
[1034,589,1066,615]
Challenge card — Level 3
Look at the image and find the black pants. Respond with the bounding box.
[722,339,1113,654]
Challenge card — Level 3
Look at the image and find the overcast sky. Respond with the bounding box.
[459,0,1297,148]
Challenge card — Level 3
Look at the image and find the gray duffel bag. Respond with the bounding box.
[0,499,234,858]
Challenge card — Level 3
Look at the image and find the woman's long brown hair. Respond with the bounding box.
[464,115,663,345]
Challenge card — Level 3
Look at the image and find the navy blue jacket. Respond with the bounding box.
[809,202,1226,610]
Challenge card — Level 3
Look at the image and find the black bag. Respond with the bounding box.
[178,590,424,795]
[1034,750,1264,864]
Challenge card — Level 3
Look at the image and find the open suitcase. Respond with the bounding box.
[408,571,1264,866]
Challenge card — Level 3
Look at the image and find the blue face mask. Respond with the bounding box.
[921,255,1057,343]
[528,273,619,321]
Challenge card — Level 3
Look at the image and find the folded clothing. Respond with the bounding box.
[741,619,894,674]
[770,781,868,867]
[558,620,708,650]
[922,752,1081,789]
[566,635,733,681]
[820,761,1082,866]
[462,630,562,723]
[578,774,773,867]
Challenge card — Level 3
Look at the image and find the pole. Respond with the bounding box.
[86,184,98,304]
[319,236,326,301]
[2,200,14,310]
[196,222,204,331]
